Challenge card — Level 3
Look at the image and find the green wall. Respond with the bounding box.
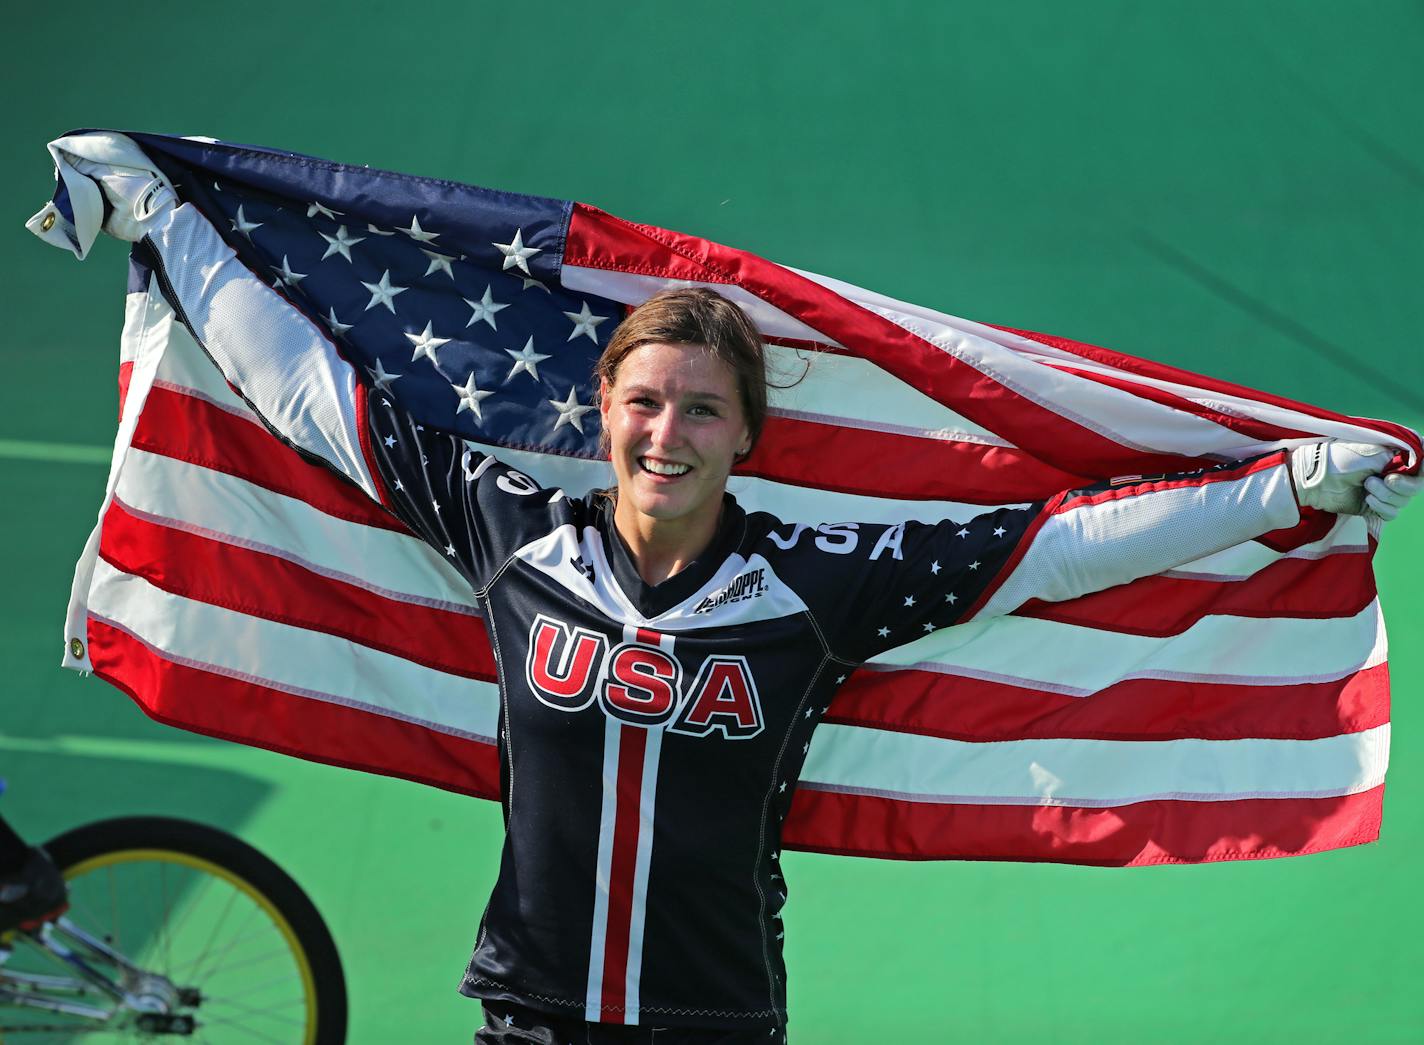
[2,2,1420,1040]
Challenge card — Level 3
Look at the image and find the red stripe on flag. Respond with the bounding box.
[826,662,1389,743]
[354,378,394,510]
[1015,547,1376,637]
[783,784,1384,865]
[118,360,134,420]
[997,323,1424,464]
[567,204,1264,477]
[98,498,496,681]
[740,414,1089,503]
[134,385,404,532]
[601,724,648,1022]
[1038,359,1316,444]
[87,617,500,799]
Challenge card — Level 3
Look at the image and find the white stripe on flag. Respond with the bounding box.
[116,449,478,612]
[868,599,1385,696]
[801,723,1390,806]
[85,559,498,739]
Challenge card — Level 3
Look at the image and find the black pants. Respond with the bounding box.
[476,1001,787,1044]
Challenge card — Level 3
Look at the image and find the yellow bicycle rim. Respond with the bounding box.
[64,848,320,1045]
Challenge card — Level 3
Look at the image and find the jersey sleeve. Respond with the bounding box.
[141,200,562,592]
[798,451,1301,664]
[365,393,566,592]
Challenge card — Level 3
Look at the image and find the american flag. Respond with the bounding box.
[32,130,1421,865]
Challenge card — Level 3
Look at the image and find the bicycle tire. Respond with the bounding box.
[35,816,347,1043]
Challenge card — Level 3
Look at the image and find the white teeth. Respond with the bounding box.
[640,457,691,476]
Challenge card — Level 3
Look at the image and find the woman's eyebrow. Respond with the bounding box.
[624,384,729,403]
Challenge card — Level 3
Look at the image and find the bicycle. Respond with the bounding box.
[0,816,346,1042]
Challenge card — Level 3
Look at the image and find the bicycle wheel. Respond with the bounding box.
[1,816,346,1043]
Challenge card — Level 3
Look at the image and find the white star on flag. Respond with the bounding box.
[398,215,439,242]
[493,228,540,274]
[273,255,306,288]
[564,301,609,342]
[452,372,496,420]
[406,322,451,366]
[367,358,402,394]
[421,249,456,279]
[365,223,395,236]
[956,527,970,538]
[877,626,891,637]
[325,308,354,338]
[994,526,1007,537]
[361,270,408,312]
[548,387,595,433]
[930,560,941,575]
[903,595,916,607]
[230,205,262,241]
[306,201,341,219]
[318,225,364,262]
[464,286,509,329]
[504,337,551,383]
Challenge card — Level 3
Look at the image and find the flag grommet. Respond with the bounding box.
[41,211,55,232]
[68,637,84,659]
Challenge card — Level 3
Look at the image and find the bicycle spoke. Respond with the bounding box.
[190,1013,297,1044]
[160,862,217,958]
[107,863,119,952]
[203,976,308,1007]
[158,860,174,977]
[198,993,308,1024]
[169,918,284,979]
[179,883,242,985]
[179,945,296,981]
[187,900,266,984]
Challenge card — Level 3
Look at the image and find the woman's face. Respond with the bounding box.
[599,341,751,532]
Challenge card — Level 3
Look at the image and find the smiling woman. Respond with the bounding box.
[593,289,765,586]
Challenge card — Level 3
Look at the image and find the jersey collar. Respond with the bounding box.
[599,493,748,620]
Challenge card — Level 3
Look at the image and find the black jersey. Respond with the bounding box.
[142,201,1302,1033]
[363,395,1299,1030]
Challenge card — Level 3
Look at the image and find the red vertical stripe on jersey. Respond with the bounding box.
[596,624,666,1022]
[600,724,648,1020]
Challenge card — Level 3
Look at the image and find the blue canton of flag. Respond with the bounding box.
[141,134,621,458]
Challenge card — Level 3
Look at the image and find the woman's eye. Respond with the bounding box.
[689,404,716,417]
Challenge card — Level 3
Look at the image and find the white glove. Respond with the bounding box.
[1289,441,1395,516]
[1363,471,1423,523]
[66,155,176,242]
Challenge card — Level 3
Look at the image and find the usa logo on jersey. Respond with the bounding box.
[524,615,764,739]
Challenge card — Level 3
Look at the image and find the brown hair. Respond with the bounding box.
[594,287,768,460]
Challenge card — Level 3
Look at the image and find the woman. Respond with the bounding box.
[78,162,1416,1045]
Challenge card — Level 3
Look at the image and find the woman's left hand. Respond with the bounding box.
[1364,471,1423,525]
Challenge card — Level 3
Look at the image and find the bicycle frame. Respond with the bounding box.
[0,918,195,1034]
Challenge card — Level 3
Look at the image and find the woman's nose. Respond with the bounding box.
[649,408,682,447]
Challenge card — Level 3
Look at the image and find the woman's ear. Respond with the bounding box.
[598,377,611,424]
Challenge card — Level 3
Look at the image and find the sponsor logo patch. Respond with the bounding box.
[692,568,768,614]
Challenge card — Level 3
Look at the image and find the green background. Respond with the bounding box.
[3,2,1422,1040]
